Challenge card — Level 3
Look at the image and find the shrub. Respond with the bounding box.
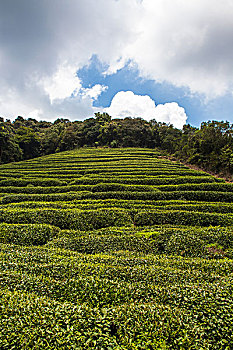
[0,208,133,230]
[0,223,59,245]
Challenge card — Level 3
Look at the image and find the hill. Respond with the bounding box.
[0,147,233,349]
[1,115,233,179]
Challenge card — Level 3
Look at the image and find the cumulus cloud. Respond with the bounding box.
[152,103,187,129]
[0,0,233,120]
[42,64,82,103]
[105,91,187,129]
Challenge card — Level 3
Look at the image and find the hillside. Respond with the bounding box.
[0,147,233,349]
[1,115,233,178]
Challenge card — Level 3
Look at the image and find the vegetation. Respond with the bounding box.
[0,147,233,349]
[1,114,233,177]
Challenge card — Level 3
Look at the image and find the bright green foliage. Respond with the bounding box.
[0,147,233,349]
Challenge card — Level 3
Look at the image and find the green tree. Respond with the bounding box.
[15,127,41,159]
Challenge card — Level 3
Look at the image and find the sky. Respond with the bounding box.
[1,0,233,129]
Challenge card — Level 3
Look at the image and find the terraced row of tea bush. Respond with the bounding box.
[0,147,232,349]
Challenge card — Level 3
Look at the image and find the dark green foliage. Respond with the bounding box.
[177,120,233,175]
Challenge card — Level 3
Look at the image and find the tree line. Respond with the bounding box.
[1,113,233,176]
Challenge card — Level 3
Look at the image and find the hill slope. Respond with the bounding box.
[0,148,232,349]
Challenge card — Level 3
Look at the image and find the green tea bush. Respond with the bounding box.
[89,190,233,202]
[155,202,233,214]
[134,209,233,227]
[70,175,219,186]
[0,289,214,350]
[1,192,93,203]
[0,184,92,194]
[0,178,67,187]
[92,183,156,192]
[48,233,159,254]
[83,168,209,176]
[157,182,233,192]
[0,248,233,349]
[0,147,233,349]
[0,223,59,245]
[0,208,132,230]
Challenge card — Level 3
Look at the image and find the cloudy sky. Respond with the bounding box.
[1,0,233,128]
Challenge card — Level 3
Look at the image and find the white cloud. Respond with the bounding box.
[1,0,233,120]
[105,91,187,129]
[42,63,82,103]
[27,109,43,119]
[81,84,108,100]
[105,91,156,119]
[122,0,233,97]
[152,102,187,129]
[103,57,128,76]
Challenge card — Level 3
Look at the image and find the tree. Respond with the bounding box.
[95,112,111,124]
[0,121,22,163]
[15,127,41,159]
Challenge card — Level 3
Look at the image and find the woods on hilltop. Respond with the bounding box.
[1,113,233,176]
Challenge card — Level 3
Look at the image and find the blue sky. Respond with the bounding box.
[1,0,233,129]
[77,55,205,127]
[77,54,233,127]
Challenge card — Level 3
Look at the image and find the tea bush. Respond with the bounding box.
[134,209,233,226]
[0,208,132,229]
[0,223,59,245]
[0,147,233,349]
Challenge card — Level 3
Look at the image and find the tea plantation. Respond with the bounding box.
[0,148,232,349]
